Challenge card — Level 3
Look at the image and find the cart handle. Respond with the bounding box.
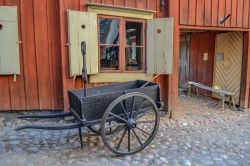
[81,41,87,98]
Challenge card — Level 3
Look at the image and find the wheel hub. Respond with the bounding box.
[126,119,136,129]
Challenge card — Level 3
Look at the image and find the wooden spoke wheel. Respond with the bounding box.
[101,92,160,155]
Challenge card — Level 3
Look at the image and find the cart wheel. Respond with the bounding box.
[101,92,160,155]
[87,122,123,135]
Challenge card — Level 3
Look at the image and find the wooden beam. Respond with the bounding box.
[168,0,180,119]
[240,31,250,108]
[180,25,250,32]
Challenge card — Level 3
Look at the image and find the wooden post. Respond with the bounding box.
[168,0,180,119]
[240,31,250,109]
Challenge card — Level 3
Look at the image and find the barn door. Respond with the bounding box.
[213,32,243,104]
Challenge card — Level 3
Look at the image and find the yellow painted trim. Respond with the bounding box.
[87,3,154,19]
[90,73,153,83]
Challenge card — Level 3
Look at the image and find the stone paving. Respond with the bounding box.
[0,94,250,166]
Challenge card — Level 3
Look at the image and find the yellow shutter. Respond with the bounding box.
[146,17,174,74]
[0,6,20,75]
[67,10,98,76]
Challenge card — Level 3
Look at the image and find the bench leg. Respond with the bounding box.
[196,87,199,95]
[230,96,233,109]
[188,84,191,96]
[221,94,225,110]
[231,96,237,111]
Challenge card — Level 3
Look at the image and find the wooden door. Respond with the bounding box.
[179,34,190,88]
[213,32,243,104]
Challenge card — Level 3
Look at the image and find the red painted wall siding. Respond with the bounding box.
[0,0,63,111]
[180,0,250,28]
[0,0,169,111]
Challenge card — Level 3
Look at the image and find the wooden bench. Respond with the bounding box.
[187,81,237,111]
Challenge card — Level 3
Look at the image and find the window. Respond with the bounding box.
[98,16,145,72]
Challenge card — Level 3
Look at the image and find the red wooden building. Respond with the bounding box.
[0,0,250,118]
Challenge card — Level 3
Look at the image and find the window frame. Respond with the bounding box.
[97,15,146,73]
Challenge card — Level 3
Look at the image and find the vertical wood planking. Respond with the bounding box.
[147,0,157,11]
[0,0,64,110]
[147,0,157,17]
[4,0,26,110]
[114,0,125,6]
[47,0,63,109]
[0,0,11,110]
[217,0,225,27]
[189,32,215,95]
[231,0,237,27]
[125,0,136,8]
[237,0,243,27]
[91,0,102,4]
[136,0,147,9]
[225,0,232,27]
[180,0,189,25]
[33,0,52,109]
[189,34,199,82]
[196,0,205,26]
[59,0,82,110]
[20,0,39,109]
[103,0,113,5]
[0,76,11,110]
[204,0,212,26]
[243,0,249,28]
[211,0,218,26]
[188,0,196,25]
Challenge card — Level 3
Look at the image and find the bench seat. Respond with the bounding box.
[187,81,236,111]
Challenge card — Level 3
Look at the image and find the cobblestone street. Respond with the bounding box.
[0,94,250,166]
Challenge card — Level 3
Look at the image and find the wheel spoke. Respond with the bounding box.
[128,129,131,152]
[138,98,147,110]
[119,102,129,120]
[136,107,154,119]
[130,96,135,118]
[116,128,127,150]
[109,121,112,133]
[109,112,127,123]
[136,120,155,124]
[132,128,142,146]
[136,127,151,136]
[105,123,125,129]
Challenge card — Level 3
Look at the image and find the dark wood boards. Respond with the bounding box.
[189,32,216,95]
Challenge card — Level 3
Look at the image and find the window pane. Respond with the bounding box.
[126,22,143,46]
[125,47,143,71]
[100,46,119,70]
[99,18,119,44]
